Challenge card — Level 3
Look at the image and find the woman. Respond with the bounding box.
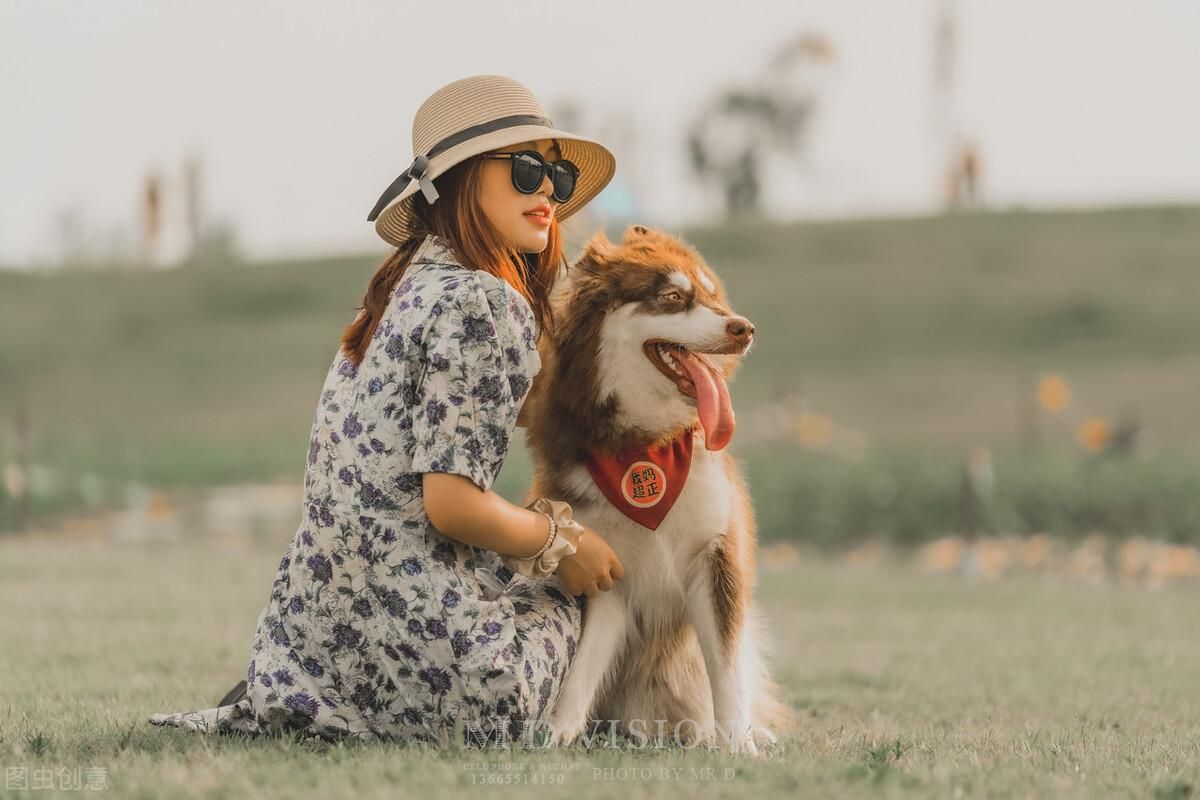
[148,75,625,746]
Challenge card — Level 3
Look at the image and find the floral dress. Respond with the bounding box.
[148,233,584,745]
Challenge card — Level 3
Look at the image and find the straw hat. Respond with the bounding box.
[367,74,617,247]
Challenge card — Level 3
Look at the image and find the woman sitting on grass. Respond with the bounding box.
[149,74,624,746]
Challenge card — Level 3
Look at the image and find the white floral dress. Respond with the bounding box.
[149,233,583,744]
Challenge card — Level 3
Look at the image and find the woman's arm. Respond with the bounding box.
[422,472,550,558]
[424,471,627,597]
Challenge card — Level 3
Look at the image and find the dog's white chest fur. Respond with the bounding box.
[563,433,733,615]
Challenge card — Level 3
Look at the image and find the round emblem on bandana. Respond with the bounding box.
[621,460,666,507]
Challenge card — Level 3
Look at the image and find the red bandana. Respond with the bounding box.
[584,427,696,531]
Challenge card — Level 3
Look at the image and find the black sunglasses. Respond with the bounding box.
[481,150,580,203]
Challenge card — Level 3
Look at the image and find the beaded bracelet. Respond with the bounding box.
[502,498,585,579]
[516,510,558,561]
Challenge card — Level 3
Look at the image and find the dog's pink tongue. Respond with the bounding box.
[676,351,735,451]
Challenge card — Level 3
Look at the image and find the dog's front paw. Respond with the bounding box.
[546,711,588,747]
[751,723,781,752]
[734,731,760,757]
[714,722,764,757]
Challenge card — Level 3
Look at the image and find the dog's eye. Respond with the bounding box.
[661,291,683,303]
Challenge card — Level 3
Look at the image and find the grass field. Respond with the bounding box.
[2,535,1199,798]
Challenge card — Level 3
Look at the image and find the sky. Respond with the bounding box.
[2,0,1198,267]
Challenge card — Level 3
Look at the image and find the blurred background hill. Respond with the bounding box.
[4,204,1200,543]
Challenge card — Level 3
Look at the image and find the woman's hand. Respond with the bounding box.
[555,525,625,597]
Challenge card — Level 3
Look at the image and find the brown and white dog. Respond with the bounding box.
[521,224,794,755]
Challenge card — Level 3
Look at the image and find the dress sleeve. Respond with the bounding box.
[408,272,539,493]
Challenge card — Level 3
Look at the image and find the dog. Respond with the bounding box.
[521,224,794,755]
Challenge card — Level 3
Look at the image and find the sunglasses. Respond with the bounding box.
[481,150,580,203]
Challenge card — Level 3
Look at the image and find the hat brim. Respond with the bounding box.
[373,125,616,247]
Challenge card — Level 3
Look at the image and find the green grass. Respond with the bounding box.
[8,437,1200,546]
[740,445,1200,547]
[2,537,1199,798]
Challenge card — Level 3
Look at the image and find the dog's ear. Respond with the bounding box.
[623,224,651,241]
[575,230,618,276]
[563,231,616,309]
[581,230,616,260]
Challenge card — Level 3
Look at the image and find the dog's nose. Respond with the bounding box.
[726,316,755,344]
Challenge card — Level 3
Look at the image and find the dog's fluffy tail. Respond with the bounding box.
[745,602,798,739]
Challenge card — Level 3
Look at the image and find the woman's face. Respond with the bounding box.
[478,138,563,253]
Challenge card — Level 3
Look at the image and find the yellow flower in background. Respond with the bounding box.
[1076,417,1110,452]
[794,412,834,449]
[147,490,176,520]
[1037,374,1071,413]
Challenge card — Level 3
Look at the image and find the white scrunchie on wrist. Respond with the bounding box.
[502,497,585,578]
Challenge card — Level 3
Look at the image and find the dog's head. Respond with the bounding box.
[534,224,754,455]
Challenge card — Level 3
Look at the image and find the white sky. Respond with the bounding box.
[2,0,1198,266]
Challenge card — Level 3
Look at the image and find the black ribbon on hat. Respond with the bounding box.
[366,155,438,221]
[367,113,555,222]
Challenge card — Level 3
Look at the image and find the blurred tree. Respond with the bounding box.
[944,136,983,210]
[686,31,835,220]
[182,151,204,260]
[142,170,162,263]
[932,0,985,210]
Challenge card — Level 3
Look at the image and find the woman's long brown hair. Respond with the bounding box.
[340,153,565,368]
